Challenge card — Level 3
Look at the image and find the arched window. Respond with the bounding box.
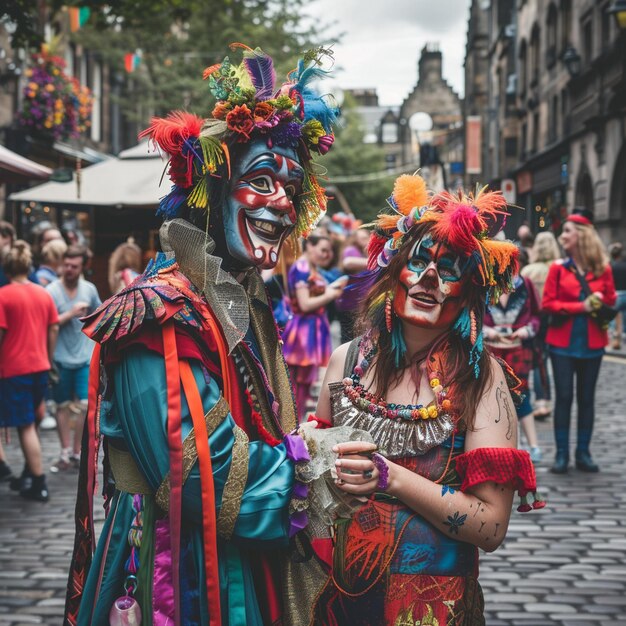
[518,39,528,95]
[530,23,540,86]
[575,171,594,213]
[547,3,558,66]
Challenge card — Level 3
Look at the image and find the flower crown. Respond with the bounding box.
[367,174,519,303]
[139,44,339,237]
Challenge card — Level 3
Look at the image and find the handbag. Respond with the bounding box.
[572,267,617,330]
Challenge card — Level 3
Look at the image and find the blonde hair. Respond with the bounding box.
[41,238,68,265]
[3,240,32,277]
[573,223,608,277]
[532,231,561,263]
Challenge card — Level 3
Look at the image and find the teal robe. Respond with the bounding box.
[78,347,295,626]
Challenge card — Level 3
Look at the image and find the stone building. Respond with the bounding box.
[395,44,464,190]
[464,0,490,188]
[465,0,626,244]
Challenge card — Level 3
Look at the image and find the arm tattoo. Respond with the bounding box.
[444,511,467,535]
[479,520,486,534]
[495,385,514,440]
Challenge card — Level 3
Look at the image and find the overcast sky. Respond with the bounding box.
[303,0,472,107]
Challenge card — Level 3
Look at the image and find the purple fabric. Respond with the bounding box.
[283,258,332,367]
[152,519,175,625]
[292,481,309,499]
[289,510,309,538]
[283,433,310,463]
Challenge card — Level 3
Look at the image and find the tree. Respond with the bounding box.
[322,96,395,223]
[72,0,330,123]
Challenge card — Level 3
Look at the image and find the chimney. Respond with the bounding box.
[418,43,443,85]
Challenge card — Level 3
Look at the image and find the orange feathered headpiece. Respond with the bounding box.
[370,174,519,302]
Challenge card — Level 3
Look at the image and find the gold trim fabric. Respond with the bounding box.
[156,395,229,511]
[216,425,249,540]
[108,444,152,495]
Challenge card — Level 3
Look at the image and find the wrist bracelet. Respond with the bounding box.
[372,453,389,491]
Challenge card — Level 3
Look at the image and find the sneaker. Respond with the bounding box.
[20,478,49,502]
[10,469,32,491]
[39,415,57,430]
[0,464,13,482]
[50,457,71,473]
[530,447,543,463]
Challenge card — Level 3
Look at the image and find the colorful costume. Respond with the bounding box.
[282,257,332,417]
[484,275,541,417]
[64,44,338,626]
[305,176,544,625]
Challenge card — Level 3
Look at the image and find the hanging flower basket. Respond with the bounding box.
[18,52,94,141]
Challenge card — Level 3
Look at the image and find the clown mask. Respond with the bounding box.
[222,140,304,270]
[394,235,468,329]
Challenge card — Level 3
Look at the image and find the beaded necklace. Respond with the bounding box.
[342,343,453,422]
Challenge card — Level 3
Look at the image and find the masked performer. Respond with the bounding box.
[64,44,338,626]
[309,175,543,625]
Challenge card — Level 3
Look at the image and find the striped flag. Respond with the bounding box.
[68,7,91,32]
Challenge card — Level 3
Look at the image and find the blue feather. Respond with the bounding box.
[391,319,407,368]
[157,185,187,218]
[291,59,330,92]
[242,47,276,100]
[301,88,340,133]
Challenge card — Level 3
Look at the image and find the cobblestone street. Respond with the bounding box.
[1,356,625,625]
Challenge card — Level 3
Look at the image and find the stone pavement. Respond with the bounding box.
[1,357,626,625]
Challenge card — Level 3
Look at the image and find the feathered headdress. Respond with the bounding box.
[368,174,518,303]
[139,44,339,236]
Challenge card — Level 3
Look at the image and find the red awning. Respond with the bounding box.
[0,144,53,183]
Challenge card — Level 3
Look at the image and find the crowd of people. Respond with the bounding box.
[0,41,621,626]
[0,219,145,501]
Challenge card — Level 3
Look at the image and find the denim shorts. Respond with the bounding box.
[0,371,49,428]
[53,362,90,405]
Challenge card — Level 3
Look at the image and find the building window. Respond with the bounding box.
[381,122,398,144]
[582,15,593,66]
[518,39,527,96]
[601,3,612,52]
[505,137,518,158]
[520,122,527,160]
[560,0,572,51]
[530,24,540,86]
[547,4,558,67]
[561,88,568,136]
[532,111,539,154]
[549,95,559,144]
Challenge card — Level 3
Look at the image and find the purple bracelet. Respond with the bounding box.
[372,453,389,491]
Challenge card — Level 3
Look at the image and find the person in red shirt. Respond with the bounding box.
[0,241,59,501]
[542,209,617,474]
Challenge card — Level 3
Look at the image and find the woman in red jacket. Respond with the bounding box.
[542,209,616,474]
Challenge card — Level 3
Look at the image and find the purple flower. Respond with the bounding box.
[271,121,302,148]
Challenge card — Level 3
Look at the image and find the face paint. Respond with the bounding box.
[223,140,304,269]
[394,236,467,329]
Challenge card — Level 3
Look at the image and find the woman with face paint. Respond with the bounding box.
[309,175,543,625]
[282,235,346,421]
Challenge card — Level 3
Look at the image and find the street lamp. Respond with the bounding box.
[562,45,582,77]
[609,0,626,30]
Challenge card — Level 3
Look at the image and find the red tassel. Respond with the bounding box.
[245,388,281,446]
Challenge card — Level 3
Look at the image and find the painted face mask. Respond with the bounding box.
[222,140,304,270]
[394,234,468,329]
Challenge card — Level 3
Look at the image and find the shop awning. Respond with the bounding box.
[9,142,167,209]
[0,144,53,183]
